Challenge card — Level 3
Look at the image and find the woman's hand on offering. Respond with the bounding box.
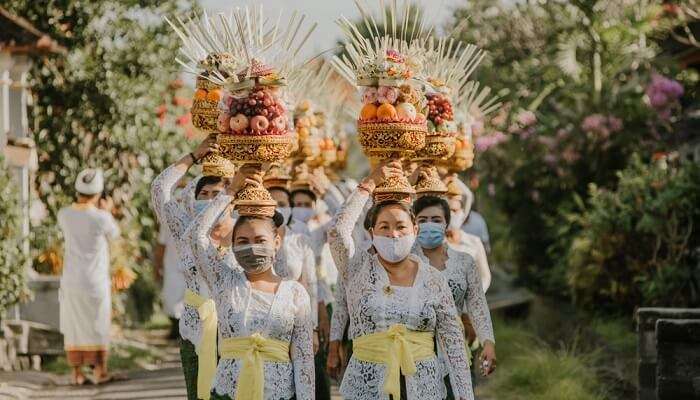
[227,165,263,196]
[192,134,219,162]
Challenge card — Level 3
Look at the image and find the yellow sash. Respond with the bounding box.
[219,334,291,400]
[184,289,218,400]
[353,324,435,399]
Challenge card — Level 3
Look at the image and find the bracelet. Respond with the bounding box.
[188,152,199,164]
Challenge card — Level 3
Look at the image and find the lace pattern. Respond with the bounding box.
[188,194,315,400]
[328,189,473,400]
[151,166,208,345]
[275,228,319,326]
[413,246,495,344]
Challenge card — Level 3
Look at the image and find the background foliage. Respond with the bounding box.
[3,0,196,323]
[451,0,699,312]
[565,156,700,311]
[0,156,30,315]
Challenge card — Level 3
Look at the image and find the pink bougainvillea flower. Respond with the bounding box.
[475,131,508,152]
[516,110,537,127]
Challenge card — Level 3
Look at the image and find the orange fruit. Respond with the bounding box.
[376,103,397,119]
[455,139,464,149]
[194,89,207,100]
[206,89,221,102]
[360,103,378,120]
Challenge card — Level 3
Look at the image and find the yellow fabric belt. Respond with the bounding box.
[219,334,290,400]
[353,324,435,399]
[184,289,218,400]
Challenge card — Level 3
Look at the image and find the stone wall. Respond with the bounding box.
[636,308,700,400]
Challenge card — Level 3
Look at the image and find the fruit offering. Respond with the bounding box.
[219,86,289,136]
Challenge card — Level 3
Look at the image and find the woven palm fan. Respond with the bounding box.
[173,6,317,217]
[167,12,241,175]
[439,80,501,174]
[413,36,486,197]
[332,0,433,203]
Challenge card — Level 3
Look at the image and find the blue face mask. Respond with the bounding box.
[417,222,446,249]
[193,199,211,215]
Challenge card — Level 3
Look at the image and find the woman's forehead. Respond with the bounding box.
[376,205,412,222]
[417,205,445,218]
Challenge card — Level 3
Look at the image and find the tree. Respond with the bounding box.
[450,0,695,299]
[3,0,197,323]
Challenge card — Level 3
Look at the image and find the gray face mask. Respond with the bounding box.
[233,243,275,274]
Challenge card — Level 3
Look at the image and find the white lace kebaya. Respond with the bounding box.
[274,227,319,326]
[150,165,210,348]
[187,194,315,400]
[412,245,495,345]
[328,189,474,400]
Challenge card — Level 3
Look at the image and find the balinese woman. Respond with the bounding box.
[412,195,497,395]
[328,160,473,400]
[151,136,225,399]
[188,169,314,400]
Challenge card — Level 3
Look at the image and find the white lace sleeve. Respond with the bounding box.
[300,236,318,327]
[329,276,348,342]
[151,165,184,225]
[463,253,495,344]
[187,193,233,288]
[328,189,370,277]
[433,272,473,400]
[291,285,315,400]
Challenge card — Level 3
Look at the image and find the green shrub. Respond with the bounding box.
[565,155,700,312]
[0,156,30,315]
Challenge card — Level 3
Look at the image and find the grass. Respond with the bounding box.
[477,318,607,400]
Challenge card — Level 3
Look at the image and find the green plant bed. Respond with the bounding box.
[477,318,606,400]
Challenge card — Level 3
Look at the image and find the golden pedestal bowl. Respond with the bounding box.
[412,131,457,162]
[217,134,295,164]
[357,121,427,161]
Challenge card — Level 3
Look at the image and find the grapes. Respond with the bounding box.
[224,87,288,134]
[425,93,453,125]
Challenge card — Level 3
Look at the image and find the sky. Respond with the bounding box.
[199,0,467,57]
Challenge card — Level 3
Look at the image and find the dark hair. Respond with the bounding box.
[268,187,291,203]
[232,214,282,240]
[412,196,451,226]
[290,189,317,203]
[363,200,415,231]
[195,176,223,198]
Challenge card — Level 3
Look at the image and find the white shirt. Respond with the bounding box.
[159,224,186,318]
[58,204,120,298]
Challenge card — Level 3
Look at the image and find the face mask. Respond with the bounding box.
[291,207,315,223]
[372,233,416,263]
[277,206,291,224]
[450,210,466,230]
[233,243,275,275]
[417,222,446,249]
[194,199,211,215]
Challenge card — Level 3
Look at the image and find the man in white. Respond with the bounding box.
[58,168,120,385]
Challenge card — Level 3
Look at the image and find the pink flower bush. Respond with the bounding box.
[581,114,623,139]
[516,110,537,127]
[475,131,508,152]
[645,73,684,120]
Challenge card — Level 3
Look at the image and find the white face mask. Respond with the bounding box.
[291,207,315,223]
[372,233,416,263]
[450,210,466,230]
[277,206,291,224]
